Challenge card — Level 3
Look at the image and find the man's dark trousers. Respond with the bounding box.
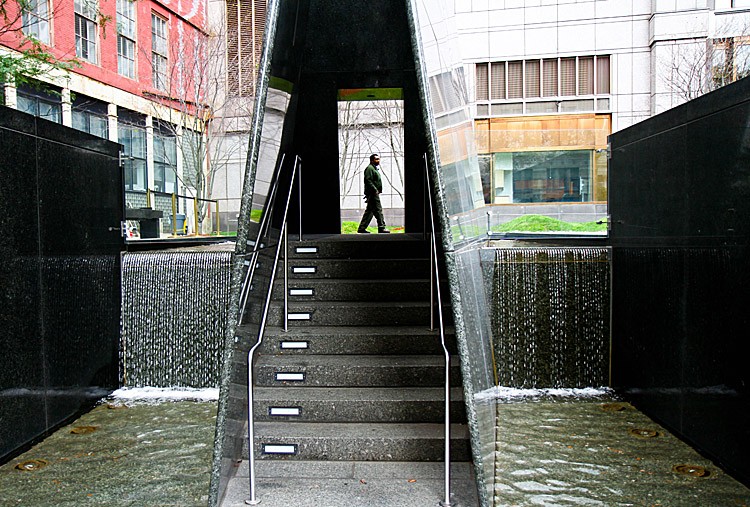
[358,193,386,232]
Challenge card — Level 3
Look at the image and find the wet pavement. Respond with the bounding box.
[2,394,749,506]
[492,396,750,506]
[0,400,216,506]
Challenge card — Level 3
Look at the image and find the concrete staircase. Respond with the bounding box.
[225,234,476,505]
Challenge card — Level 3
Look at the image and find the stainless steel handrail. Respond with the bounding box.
[424,155,452,507]
[243,155,300,505]
[238,153,286,325]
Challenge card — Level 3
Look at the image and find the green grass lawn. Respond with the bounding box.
[341,222,405,234]
[494,215,607,233]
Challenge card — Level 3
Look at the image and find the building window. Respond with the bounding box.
[120,122,147,191]
[72,96,108,138]
[479,150,600,204]
[22,0,50,43]
[117,0,136,78]
[16,84,62,123]
[712,38,750,87]
[732,0,750,7]
[226,0,266,96]
[153,125,177,194]
[476,55,610,115]
[151,13,168,91]
[75,0,98,63]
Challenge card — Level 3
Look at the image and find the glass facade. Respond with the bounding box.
[72,96,108,138]
[16,85,62,123]
[153,128,177,194]
[119,122,147,191]
[484,150,594,204]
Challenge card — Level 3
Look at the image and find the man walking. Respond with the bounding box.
[357,154,390,233]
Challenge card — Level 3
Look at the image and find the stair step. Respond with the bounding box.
[247,422,471,462]
[283,258,430,279]
[252,355,461,387]
[287,236,431,259]
[248,325,457,355]
[267,301,448,327]
[252,386,466,423]
[273,278,443,302]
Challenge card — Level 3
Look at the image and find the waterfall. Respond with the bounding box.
[492,247,610,388]
[121,251,232,388]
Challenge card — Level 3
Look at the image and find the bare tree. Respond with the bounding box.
[659,19,750,103]
[142,12,255,234]
[338,99,405,209]
[1,0,79,85]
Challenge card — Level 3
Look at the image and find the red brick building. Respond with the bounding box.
[1,0,214,233]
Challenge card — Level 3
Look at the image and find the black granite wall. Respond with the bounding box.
[609,79,750,486]
[0,107,123,462]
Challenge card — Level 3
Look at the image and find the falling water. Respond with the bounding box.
[492,247,610,388]
[121,251,232,388]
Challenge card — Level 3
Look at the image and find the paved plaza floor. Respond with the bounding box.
[1,393,749,506]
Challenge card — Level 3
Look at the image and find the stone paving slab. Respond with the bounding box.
[0,401,217,507]
[222,460,479,507]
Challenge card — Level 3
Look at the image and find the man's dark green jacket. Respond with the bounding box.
[363,164,382,196]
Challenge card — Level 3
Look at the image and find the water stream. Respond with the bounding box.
[121,251,231,388]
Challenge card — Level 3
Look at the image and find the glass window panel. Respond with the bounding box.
[72,110,87,132]
[507,61,523,99]
[91,115,108,138]
[735,43,750,79]
[542,59,558,97]
[75,14,97,63]
[560,58,576,96]
[579,56,594,95]
[525,60,540,98]
[476,63,489,101]
[511,150,592,203]
[39,100,61,122]
[117,0,136,38]
[132,128,146,158]
[74,0,97,19]
[22,0,50,43]
[151,14,168,55]
[596,56,610,94]
[490,62,505,100]
[16,95,37,116]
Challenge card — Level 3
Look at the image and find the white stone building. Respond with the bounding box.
[449,0,750,213]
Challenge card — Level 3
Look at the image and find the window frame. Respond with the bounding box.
[22,0,51,44]
[74,0,98,63]
[151,13,169,91]
[116,0,137,79]
[475,55,611,117]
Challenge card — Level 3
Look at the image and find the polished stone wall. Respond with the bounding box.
[609,77,750,486]
[0,107,122,462]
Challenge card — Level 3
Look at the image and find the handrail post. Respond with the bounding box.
[430,236,435,331]
[216,200,221,236]
[297,157,302,241]
[171,193,177,236]
[284,223,289,332]
[244,158,299,505]
[424,154,452,507]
